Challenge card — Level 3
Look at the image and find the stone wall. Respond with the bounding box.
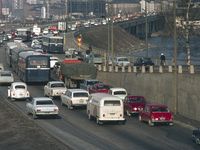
[97,72,200,122]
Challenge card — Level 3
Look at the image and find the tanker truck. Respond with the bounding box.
[58,59,97,88]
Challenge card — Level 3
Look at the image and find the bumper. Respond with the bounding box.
[36,111,59,115]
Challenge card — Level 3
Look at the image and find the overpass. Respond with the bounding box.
[116,15,165,38]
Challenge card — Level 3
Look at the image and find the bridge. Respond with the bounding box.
[116,15,165,38]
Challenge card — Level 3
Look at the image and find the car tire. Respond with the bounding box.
[148,119,154,126]
[33,113,38,119]
[139,115,142,122]
[126,110,131,117]
[88,112,92,120]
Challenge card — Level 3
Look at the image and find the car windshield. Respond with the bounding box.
[118,58,128,61]
[73,92,88,97]
[97,84,111,89]
[36,100,54,105]
[142,58,152,62]
[114,91,126,95]
[51,83,65,88]
[128,97,145,103]
[1,73,12,76]
[15,85,25,89]
[104,100,121,106]
[151,107,169,112]
[87,81,99,86]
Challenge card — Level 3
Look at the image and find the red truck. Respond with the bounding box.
[139,103,173,126]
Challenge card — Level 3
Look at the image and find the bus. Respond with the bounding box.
[42,34,64,53]
[11,46,33,73]
[18,51,50,83]
[5,42,18,67]
[16,28,32,42]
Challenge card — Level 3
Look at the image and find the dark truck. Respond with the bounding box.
[58,59,97,88]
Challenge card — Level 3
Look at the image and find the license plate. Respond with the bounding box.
[79,99,84,103]
[110,113,115,115]
[160,117,165,120]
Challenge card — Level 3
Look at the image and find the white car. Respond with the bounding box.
[44,81,66,98]
[26,97,59,119]
[61,89,89,109]
[109,88,127,101]
[0,71,14,85]
[8,82,30,101]
[114,57,131,67]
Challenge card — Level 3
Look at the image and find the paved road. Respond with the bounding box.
[0,44,199,150]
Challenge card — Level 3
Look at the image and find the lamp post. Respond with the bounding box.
[186,0,192,66]
[145,0,149,57]
[173,0,178,115]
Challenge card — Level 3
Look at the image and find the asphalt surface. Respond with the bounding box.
[0,35,199,149]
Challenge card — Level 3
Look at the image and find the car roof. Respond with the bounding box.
[68,89,88,93]
[91,93,122,101]
[146,103,168,108]
[127,95,145,99]
[33,97,52,101]
[110,87,126,91]
[12,82,27,86]
[48,81,64,84]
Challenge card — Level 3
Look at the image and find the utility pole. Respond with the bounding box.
[145,0,149,57]
[173,0,178,115]
[186,0,192,66]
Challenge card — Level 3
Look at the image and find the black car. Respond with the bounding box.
[133,57,154,66]
[192,128,200,145]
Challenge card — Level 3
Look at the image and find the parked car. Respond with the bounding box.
[0,71,14,85]
[87,93,126,125]
[113,57,130,67]
[124,96,146,116]
[109,88,127,101]
[44,81,66,98]
[26,97,59,119]
[8,82,30,101]
[192,128,200,145]
[89,83,112,94]
[139,103,174,126]
[61,89,89,109]
[133,57,154,67]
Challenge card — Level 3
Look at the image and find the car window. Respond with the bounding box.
[128,97,145,103]
[51,83,65,88]
[104,100,121,106]
[73,92,88,97]
[15,85,25,89]
[151,107,169,112]
[114,91,126,95]
[36,100,54,105]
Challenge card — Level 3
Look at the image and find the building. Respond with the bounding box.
[13,0,24,10]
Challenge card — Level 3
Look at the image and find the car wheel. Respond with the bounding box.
[88,112,92,120]
[61,100,64,106]
[139,115,142,122]
[195,138,200,144]
[148,119,154,126]
[33,113,38,119]
[126,110,131,116]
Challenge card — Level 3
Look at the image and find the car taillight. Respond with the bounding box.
[36,109,41,112]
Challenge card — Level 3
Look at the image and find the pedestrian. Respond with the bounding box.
[160,53,166,66]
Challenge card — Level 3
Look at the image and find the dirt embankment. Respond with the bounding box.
[0,99,66,150]
[80,26,146,55]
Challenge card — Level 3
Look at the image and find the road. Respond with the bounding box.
[0,44,199,150]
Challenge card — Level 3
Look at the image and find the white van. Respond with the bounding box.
[87,93,126,125]
[109,88,127,101]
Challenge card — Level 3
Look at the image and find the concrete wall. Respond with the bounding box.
[97,72,200,122]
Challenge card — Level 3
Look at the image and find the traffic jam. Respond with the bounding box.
[0,26,199,147]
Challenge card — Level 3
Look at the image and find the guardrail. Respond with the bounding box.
[96,65,197,74]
